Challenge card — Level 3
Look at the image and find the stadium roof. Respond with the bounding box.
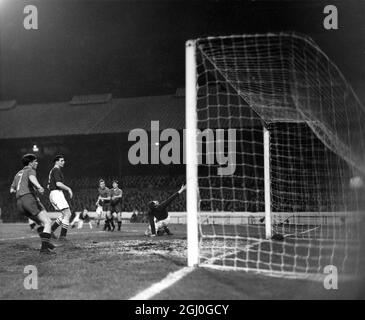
[0,95,185,139]
[0,91,310,140]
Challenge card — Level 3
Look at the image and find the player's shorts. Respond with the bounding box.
[49,190,69,211]
[98,200,110,212]
[144,217,170,236]
[110,203,121,214]
[17,193,45,218]
[96,205,106,219]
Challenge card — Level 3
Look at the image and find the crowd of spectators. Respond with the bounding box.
[0,173,361,222]
[0,175,187,222]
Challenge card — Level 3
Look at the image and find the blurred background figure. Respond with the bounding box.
[71,208,92,230]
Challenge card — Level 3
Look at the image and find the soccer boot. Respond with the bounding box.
[47,241,61,249]
[40,247,56,255]
[164,227,173,236]
[36,226,44,234]
[58,236,70,243]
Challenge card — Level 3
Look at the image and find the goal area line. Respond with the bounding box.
[195,211,360,225]
[200,263,326,281]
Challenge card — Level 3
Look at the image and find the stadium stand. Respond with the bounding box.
[0,95,184,139]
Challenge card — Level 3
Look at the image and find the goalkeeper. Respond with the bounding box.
[145,184,186,237]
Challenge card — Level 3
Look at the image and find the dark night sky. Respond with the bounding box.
[0,0,365,104]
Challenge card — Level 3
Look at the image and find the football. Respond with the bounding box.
[350,176,363,189]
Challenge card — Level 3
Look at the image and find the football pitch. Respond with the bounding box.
[0,222,363,300]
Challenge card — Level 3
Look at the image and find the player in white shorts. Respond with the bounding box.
[96,179,112,231]
[48,155,73,241]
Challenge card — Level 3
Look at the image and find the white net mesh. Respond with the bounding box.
[193,32,364,279]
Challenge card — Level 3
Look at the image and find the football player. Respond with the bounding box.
[10,154,56,254]
[96,179,112,231]
[145,184,186,237]
[48,155,73,241]
[110,180,123,231]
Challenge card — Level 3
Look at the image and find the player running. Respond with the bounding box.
[48,155,73,241]
[145,184,186,237]
[110,180,123,231]
[96,179,112,231]
[10,154,56,254]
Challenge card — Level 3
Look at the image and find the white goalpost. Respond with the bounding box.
[185,32,365,279]
[263,126,272,240]
[186,40,199,267]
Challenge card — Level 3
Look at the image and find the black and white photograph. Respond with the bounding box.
[0,0,365,305]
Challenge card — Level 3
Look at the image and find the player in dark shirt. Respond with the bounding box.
[10,154,56,254]
[48,155,73,241]
[145,184,186,237]
[110,180,123,231]
[96,179,112,231]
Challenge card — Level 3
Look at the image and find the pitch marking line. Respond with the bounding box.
[129,266,195,300]
[284,226,320,238]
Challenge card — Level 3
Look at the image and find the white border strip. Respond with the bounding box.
[129,266,195,300]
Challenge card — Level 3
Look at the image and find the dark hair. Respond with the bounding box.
[53,155,64,163]
[99,179,105,184]
[22,154,37,166]
[148,201,157,210]
[112,180,118,185]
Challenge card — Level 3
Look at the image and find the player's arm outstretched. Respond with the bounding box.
[148,184,186,236]
[155,184,186,211]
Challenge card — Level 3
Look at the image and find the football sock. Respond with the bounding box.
[60,223,69,238]
[51,217,62,232]
[40,232,51,250]
[118,222,121,230]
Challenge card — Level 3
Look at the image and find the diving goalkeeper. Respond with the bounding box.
[145,184,186,237]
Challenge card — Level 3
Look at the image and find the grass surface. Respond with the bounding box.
[0,223,364,299]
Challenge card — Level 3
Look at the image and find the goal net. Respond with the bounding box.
[185,32,365,279]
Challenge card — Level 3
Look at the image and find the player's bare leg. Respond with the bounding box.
[117,212,122,231]
[95,206,102,227]
[77,220,83,229]
[37,211,56,254]
[110,212,117,231]
[51,214,63,233]
[103,211,111,231]
[59,208,71,240]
